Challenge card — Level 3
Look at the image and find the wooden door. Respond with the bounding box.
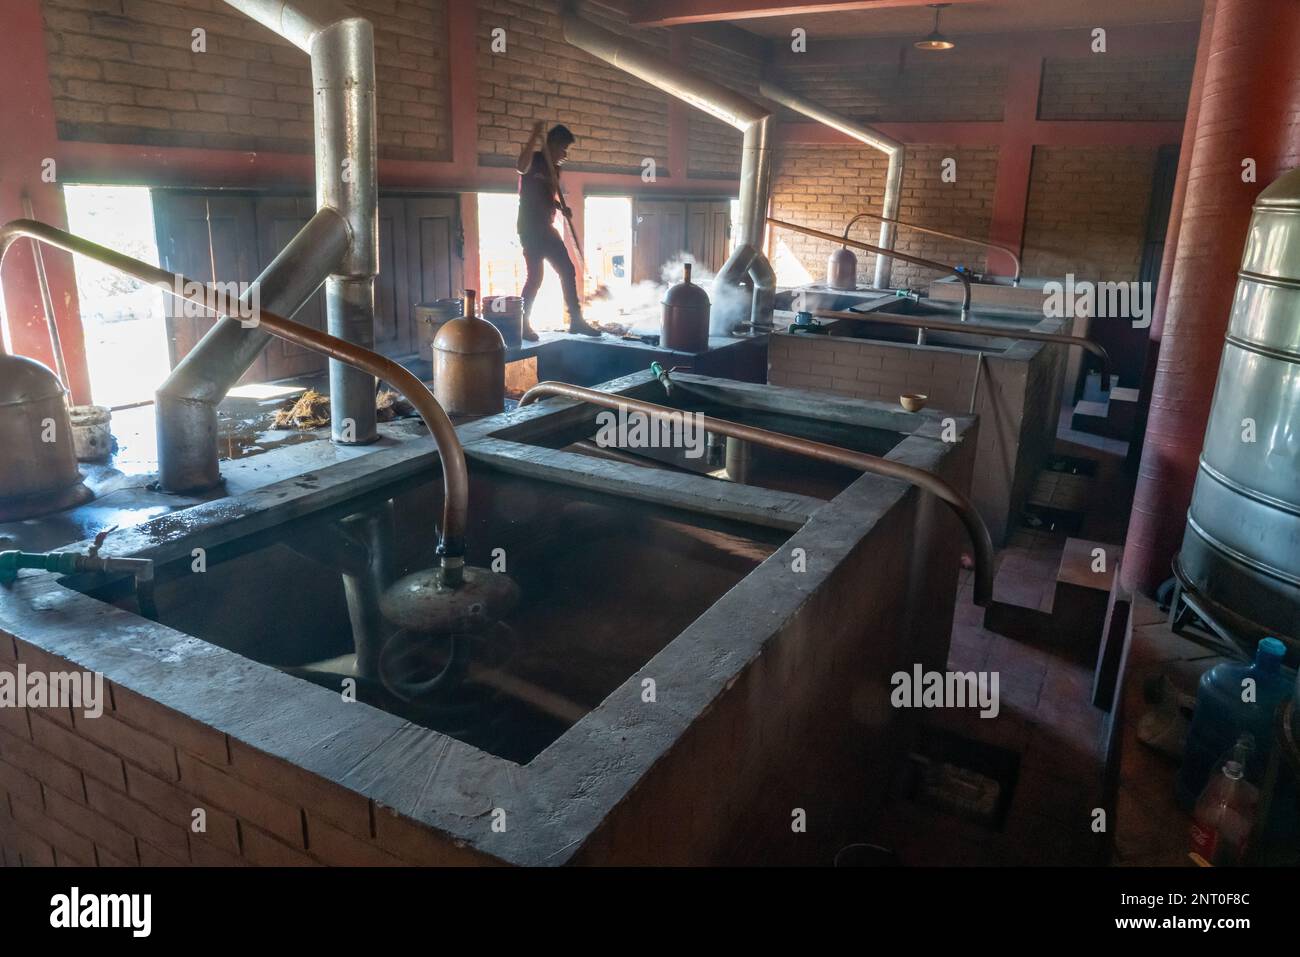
[631,199,687,284]
[153,192,260,374]
[404,196,462,348]
[686,199,732,274]
[254,194,327,380]
[376,196,411,356]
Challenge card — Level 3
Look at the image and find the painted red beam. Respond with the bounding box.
[780,120,1185,147]
[632,0,983,27]
[0,0,91,403]
[769,22,1200,66]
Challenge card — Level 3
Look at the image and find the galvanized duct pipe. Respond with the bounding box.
[561,10,775,334]
[155,0,378,491]
[758,80,904,289]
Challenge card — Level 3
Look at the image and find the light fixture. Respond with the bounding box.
[914,3,956,51]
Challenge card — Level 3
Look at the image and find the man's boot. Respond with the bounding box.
[520,298,540,342]
[567,311,602,337]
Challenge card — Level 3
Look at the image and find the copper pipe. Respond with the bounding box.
[769,217,972,319]
[520,380,994,606]
[841,210,1022,284]
[813,307,1112,392]
[0,219,470,566]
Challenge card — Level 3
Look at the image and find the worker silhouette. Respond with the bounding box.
[515,122,600,340]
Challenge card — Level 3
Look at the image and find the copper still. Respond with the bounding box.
[827,246,858,290]
[432,290,506,417]
[0,352,92,521]
[661,262,711,353]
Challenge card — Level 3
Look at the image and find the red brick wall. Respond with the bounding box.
[41,0,453,160]
[476,0,671,172]
[774,59,1007,123]
[770,143,1000,289]
[686,35,761,178]
[0,634,494,866]
[1039,55,1194,122]
[1020,145,1158,282]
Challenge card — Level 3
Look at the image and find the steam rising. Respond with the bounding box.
[584,252,752,335]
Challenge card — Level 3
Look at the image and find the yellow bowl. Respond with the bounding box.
[899,393,928,412]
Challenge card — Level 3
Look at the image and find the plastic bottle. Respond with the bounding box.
[1175,637,1295,809]
[1189,756,1258,866]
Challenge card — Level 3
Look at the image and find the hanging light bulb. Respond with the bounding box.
[915,3,956,51]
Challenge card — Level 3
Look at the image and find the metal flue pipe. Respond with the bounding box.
[840,210,1023,285]
[0,219,469,571]
[562,10,776,333]
[156,0,378,491]
[812,308,1112,391]
[519,380,994,606]
[769,217,972,319]
[758,80,904,289]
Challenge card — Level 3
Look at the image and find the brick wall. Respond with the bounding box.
[0,635,494,866]
[41,0,453,160]
[774,59,1007,123]
[686,36,761,178]
[476,0,671,172]
[770,143,1000,289]
[1020,146,1158,282]
[1039,55,1194,122]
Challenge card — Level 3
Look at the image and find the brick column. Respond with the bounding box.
[0,0,91,404]
[1122,0,1300,593]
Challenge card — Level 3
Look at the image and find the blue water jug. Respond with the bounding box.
[1176,637,1295,810]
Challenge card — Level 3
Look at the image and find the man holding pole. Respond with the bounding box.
[515,121,601,339]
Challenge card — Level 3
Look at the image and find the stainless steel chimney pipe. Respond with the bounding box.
[561,10,776,334]
[758,80,904,289]
[155,0,378,490]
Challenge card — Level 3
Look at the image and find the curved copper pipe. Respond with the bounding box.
[841,211,1022,284]
[0,219,470,566]
[519,380,994,606]
[813,307,1112,392]
[769,216,971,319]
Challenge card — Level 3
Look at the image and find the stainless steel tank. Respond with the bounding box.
[827,246,858,290]
[0,353,92,520]
[661,262,710,353]
[432,290,506,417]
[1177,167,1300,649]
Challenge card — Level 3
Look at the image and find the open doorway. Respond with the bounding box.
[63,185,169,409]
[583,195,631,301]
[476,191,568,332]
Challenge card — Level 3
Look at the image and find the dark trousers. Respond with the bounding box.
[520,228,582,324]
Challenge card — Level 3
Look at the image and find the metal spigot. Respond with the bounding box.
[0,547,156,618]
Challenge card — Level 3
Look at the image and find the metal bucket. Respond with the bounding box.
[482,295,524,349]
[414,298,463,361]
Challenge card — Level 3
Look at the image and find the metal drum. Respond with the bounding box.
[432,291,505,417]
[661,262,710,353]
[415,298,463,362]
[0,353,92,520]
[1177,167,1300,650]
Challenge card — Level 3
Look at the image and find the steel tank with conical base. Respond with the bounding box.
[1176,167,1300,653]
